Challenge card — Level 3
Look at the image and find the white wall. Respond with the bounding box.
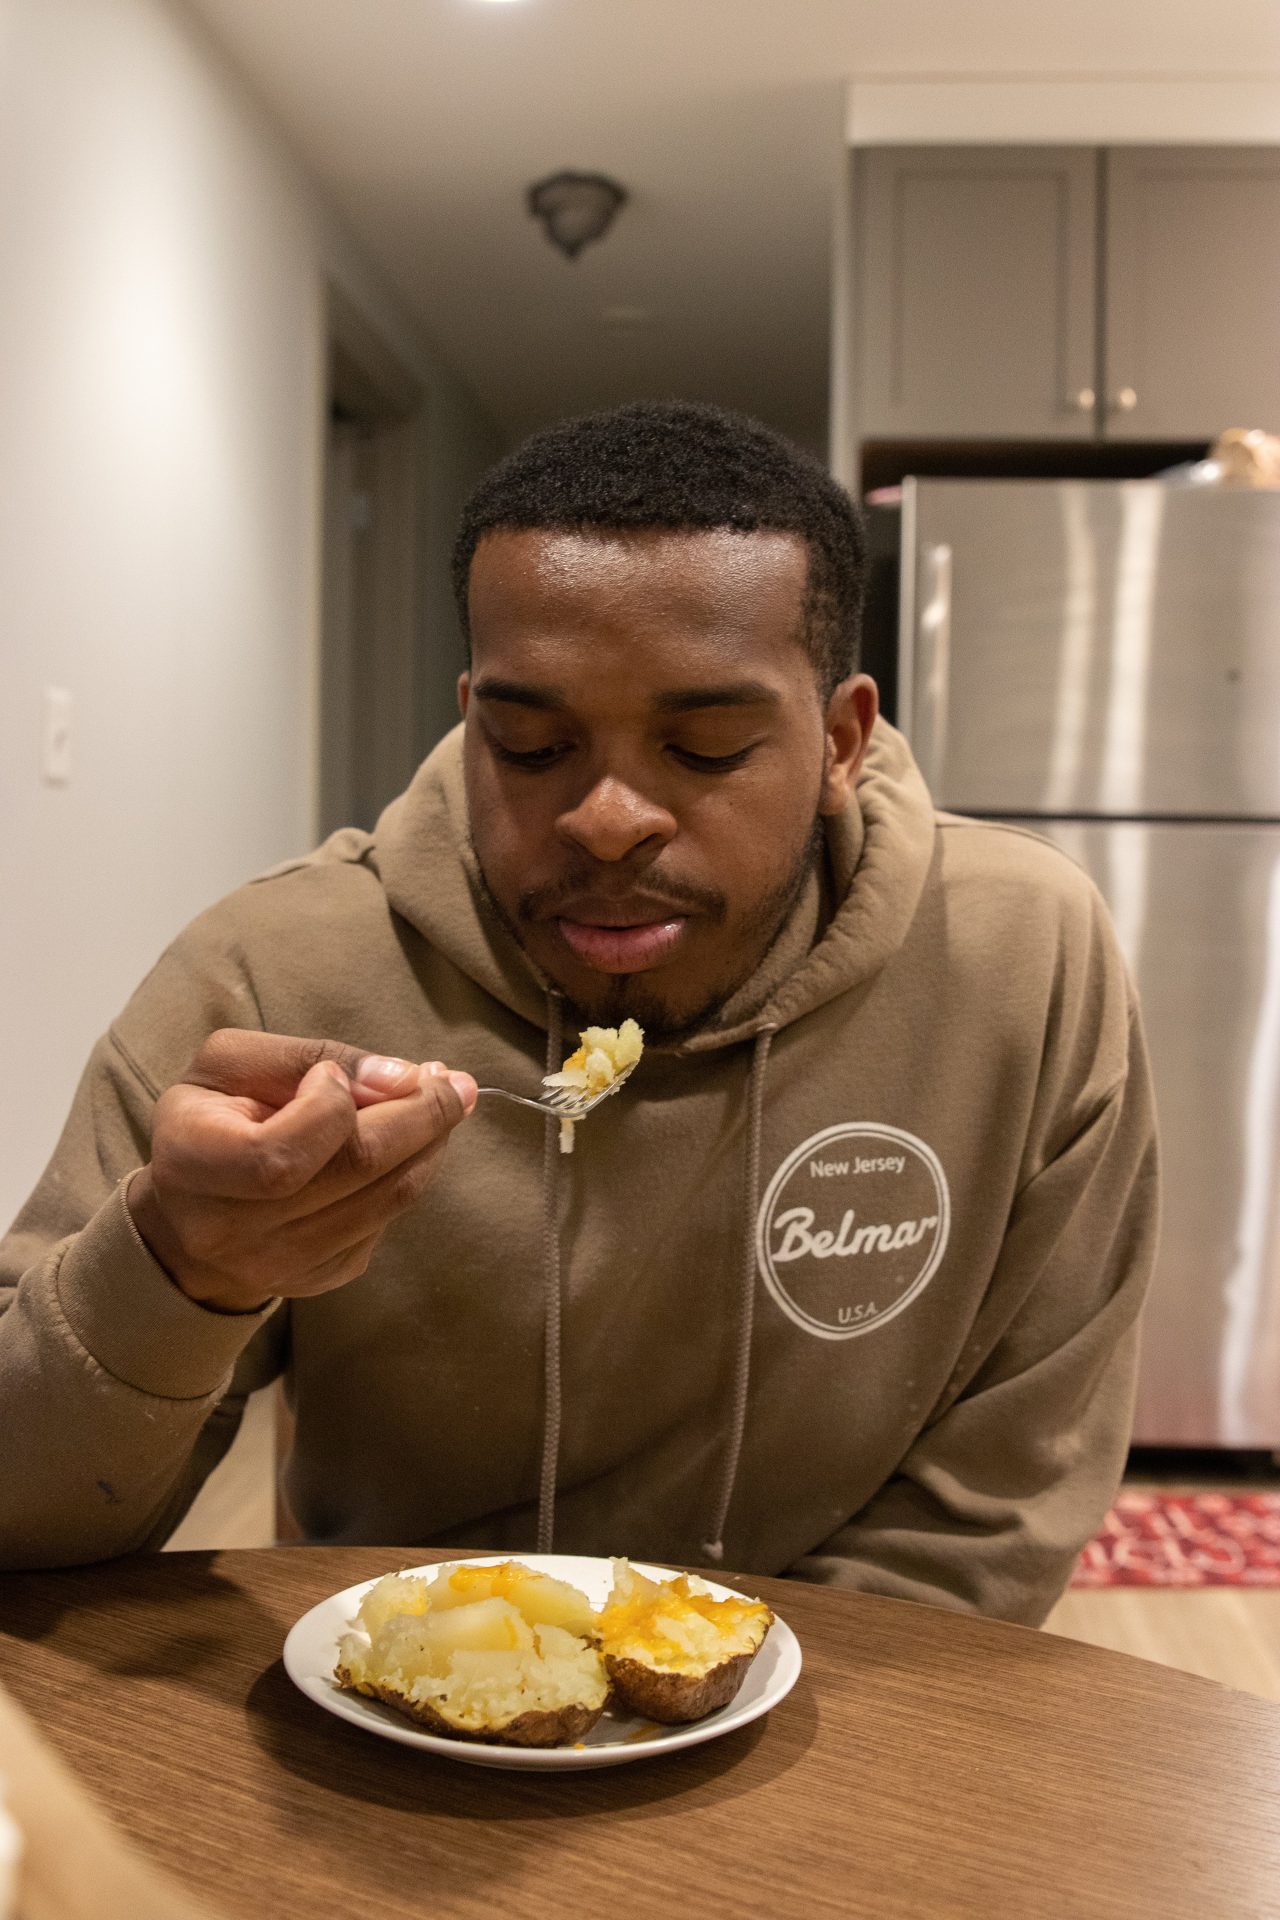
[0,0,501,1227]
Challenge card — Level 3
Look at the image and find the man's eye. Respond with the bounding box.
[669,745,758,772]
[490,742,570,770]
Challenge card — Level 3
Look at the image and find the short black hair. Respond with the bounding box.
[451,400,865,696]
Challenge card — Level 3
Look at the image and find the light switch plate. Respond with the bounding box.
[41,686,72,785]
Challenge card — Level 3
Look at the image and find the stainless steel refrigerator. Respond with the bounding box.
[898,477,1280,1447]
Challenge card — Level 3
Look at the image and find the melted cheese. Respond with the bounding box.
[596,1564,771,1675]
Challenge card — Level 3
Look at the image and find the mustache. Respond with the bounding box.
[516,872,728,925]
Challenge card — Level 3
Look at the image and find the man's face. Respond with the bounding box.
[460,527,876,1038]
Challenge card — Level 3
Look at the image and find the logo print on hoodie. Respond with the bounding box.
[756,1124,950,1340]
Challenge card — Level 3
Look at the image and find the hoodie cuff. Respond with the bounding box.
[53,1180,277,1400]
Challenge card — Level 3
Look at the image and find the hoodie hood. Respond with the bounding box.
[376,718,938,1053]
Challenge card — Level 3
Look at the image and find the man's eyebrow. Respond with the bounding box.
[653,682,781,714]
[470,678,782,714]
[471,678,568,711]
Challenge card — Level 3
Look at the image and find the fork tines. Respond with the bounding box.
[544,1087,588,1113]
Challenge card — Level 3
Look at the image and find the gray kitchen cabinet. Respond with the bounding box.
[855,144,1280,443]
[856,147,1100,439]
[1104,147,1280,440]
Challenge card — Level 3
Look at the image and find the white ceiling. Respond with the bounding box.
[184,0,1280,450]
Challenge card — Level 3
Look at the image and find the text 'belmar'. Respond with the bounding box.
[757,1124,951,1341]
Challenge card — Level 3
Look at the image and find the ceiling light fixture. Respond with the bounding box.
[527,172,627,260]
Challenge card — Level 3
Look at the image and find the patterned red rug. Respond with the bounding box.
[1071,1492,1280,1588]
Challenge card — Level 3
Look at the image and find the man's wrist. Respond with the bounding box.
[125,1169,271,1317]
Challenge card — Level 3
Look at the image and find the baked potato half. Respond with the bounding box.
[335,1567,608,1747]
[596,1560,773,1725]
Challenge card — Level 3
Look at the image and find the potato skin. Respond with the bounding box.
[604,1650,758,1725]
[335,1665,606,1747]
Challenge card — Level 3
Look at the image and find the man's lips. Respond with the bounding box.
[554,916,689,973]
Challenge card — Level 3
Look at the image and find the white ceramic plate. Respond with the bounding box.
[283,1552,802,1772]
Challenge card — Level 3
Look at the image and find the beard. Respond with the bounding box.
[470,815,824,1044]
[569,818,822,1039]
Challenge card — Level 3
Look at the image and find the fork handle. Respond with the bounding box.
[474,1087,558,1115]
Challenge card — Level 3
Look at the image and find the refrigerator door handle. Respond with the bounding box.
[917,541,952,787]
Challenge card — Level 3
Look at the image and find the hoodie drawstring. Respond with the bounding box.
[533,1009,776,1568]
[701,1023,776,1565]
[535,993,565,1553]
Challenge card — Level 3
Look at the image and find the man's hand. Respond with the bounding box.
[126,1030,477,1313]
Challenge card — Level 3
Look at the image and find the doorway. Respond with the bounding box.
[319,288,423,838]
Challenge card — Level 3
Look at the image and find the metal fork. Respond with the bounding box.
[475,1059,639,1123]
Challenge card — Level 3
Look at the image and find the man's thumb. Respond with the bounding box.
[186,1030,419,1109]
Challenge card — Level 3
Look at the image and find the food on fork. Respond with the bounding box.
[595,1559,774,1724]
[544,1019,645,1098]
[542,1017,644,1154]
[335,1562,608,1746]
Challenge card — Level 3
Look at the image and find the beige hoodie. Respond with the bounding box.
[0,722,1158,1622]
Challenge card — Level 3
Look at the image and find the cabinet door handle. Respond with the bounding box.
[1071,387,1096,412]
[1111,386,1139,412]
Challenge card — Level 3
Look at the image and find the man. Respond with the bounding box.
[0,403,1158,1620]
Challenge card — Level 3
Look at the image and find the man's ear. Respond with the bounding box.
[457,671,470,719]
[819,674,879,815]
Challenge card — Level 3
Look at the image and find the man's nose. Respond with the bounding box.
[556,775,677,863]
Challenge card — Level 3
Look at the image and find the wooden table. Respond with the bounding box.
[4,1548,1280,1920]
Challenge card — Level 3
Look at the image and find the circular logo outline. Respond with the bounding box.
[756,1122,951,1341]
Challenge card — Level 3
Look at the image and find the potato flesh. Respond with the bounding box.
[355,1572,430,1638]
[338,1620,606,1732]
[337,1568,608,1739]
[543,1020,644,1156]
[543,1019,644,1096]
[428,1562,597,1638]
[597,1560,772,1676]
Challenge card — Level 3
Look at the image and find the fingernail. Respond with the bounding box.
[446,1071,477,1114]
[354,1055,414,1091]
[422,1061,447,1077]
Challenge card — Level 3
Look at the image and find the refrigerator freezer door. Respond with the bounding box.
[1003,819,1280,1447]
[905,480,1280,817]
